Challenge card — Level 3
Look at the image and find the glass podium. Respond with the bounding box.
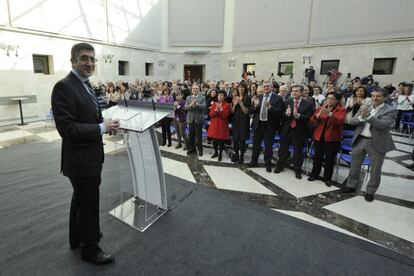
[102,100,174,232]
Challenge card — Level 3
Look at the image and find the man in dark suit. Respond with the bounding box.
[274,85,314,179]
[248,81,284,172]
[184,83,206,156]
[52,43,118,265]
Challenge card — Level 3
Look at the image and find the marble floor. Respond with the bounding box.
[1,121,414,259]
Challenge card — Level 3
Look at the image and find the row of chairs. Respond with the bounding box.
[400,112,414,139]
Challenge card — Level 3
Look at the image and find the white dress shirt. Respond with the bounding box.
[359,103,385,138]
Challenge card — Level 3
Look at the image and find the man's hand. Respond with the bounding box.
[104,119,120,134]
[293,108,299,118]
[361,105,370,118]
[286,105,291,116]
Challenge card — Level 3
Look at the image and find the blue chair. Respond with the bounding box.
[44,109,54,128]
[336,148,371,183]
[401,112,414,138]
[245,137,254,146]
[342,129,354,138]
[341,138,353,152]
[170,124,176,135]
[261,141,279,149]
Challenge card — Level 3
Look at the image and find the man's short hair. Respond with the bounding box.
[372,87,388,97]
[291,84,304,93]
[71,43,94,60]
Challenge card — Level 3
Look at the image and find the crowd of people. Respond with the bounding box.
[92,76,414,202]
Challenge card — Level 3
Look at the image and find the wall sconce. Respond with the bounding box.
[302,54,311,64]
[0,43,19,57]
[158,59,166,67]
[102,54,114,63]
[228,59,236,67]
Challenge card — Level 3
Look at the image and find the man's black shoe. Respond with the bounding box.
[342,187,356,194]
[266,165,272,173]
[365,194,374,202]
[198,150,203,157]
[81,251,115,265]
[325,180,334,187]
[307,175,317,181]
[273,167,283,174]
[295,172,302,179]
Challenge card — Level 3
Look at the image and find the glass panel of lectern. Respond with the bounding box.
[102,100,174,232]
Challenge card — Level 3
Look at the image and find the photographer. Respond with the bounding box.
[305,66,315,84]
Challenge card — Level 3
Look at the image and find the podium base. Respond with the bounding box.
[109,197,167,232]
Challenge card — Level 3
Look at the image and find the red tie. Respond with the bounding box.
[290,100,299,128]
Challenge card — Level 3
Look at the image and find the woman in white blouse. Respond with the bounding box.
[344,85,372,130]
[395,86,414,130]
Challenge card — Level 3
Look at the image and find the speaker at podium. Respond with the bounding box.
[102,100,174,232]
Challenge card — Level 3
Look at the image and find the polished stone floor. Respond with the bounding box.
[1,121,413,259]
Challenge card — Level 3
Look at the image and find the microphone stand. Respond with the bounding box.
[143,91,156,111]
[123,94,129,110]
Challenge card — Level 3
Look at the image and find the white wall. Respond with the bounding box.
[233,0,414,51]
[233,0,312,50]
[221,40,414,84]
[168,0,224,47]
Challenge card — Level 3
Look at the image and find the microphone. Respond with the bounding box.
[123,94,128,108]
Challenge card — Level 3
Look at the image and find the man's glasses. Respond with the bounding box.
[78,55,96,63]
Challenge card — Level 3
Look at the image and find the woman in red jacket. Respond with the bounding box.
[208,91,231,161]
[308,92,346,187]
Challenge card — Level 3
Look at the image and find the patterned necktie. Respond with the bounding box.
[260,94,269,121]
[84,80,99,113]
[290,100,299,128]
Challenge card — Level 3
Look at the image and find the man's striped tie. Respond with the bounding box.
[84,80,99,113]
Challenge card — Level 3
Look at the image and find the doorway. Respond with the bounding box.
[183,65,205,83]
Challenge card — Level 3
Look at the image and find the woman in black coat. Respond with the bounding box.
[231,82,251,164]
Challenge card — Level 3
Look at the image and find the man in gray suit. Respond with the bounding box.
[184,83,206,156]
[342,88,397,202]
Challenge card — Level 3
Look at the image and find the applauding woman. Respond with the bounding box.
[344,86,372,130]
[308,92,346,187]
[231,82,251,164]
[208,91,231,161]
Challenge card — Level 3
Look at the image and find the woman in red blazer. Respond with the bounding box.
[208,91,231,161]
[308,92,346,186]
